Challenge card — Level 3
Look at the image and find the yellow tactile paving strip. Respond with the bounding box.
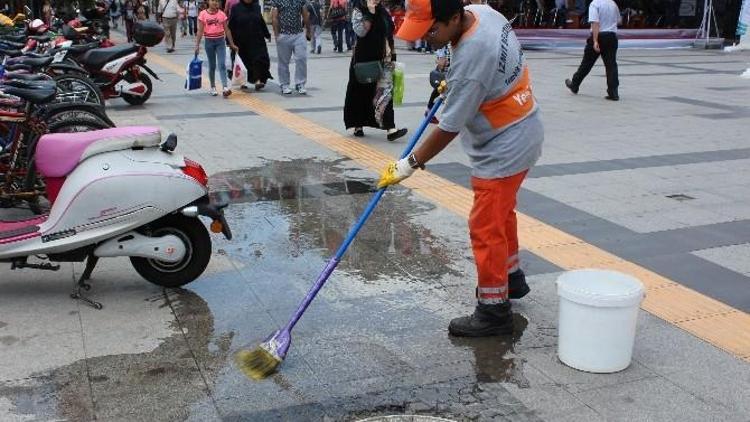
[149,53,750,363]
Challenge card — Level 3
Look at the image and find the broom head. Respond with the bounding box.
[235,329,290,380]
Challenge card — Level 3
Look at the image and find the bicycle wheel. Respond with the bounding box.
[52,74,105,106]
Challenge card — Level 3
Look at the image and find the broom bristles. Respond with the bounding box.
[235,346,282,380]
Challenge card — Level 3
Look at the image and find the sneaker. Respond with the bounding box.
[295,84,307,95]
[508,269,530,299]
[281,86,293,95]
[448,302,514,337]
[353,128,364,137]
[241,82,253,90]
[565,79,579,94]
[255,81,265,91]
[209,87,218,96]
[605,93,620,101]
[222,87,232,98]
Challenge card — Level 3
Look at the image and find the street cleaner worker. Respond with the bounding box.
[378,0,544,337]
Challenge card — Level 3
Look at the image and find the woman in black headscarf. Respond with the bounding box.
[228,0,273,90]
[343,0,407,141]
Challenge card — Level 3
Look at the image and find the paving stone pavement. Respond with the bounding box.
[1,25,749,421]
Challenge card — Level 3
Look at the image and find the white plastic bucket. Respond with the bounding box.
[556,269,645,373]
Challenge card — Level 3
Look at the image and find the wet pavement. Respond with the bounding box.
[2,24,750,422]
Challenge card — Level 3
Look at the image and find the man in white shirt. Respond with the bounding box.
[565,0,620,100]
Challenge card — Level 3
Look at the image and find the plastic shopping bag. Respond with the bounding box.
[392,61,405,106]
[230,55,248,89]
[225,46,232,69]
[185,54,202,90]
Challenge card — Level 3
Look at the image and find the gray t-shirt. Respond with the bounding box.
[439,5,544,179]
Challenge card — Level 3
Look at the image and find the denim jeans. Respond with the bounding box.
[188,16,197,35]
[204,37,228,88]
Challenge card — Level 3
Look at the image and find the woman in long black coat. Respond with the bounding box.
[228,0,273,90]
[343,0,407,141]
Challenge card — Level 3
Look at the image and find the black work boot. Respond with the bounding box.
[448,302,513,337]
[509,269,530,299]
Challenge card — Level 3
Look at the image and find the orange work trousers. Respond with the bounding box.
[469,170,528,304]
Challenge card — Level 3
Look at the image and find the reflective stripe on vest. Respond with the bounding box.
[478,66,535,130]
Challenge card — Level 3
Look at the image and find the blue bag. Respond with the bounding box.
[185,54,202,90]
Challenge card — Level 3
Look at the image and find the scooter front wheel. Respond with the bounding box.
[130,214,212,288]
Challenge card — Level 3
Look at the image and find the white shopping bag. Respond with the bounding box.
[230,55,248,89]
[225,46,232,69]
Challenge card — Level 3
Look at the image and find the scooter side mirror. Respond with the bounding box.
[161,133,177,152]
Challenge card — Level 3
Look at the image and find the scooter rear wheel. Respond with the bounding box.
[130,214,212,288]
[121,72,153,106]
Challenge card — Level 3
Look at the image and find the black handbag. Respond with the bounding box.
[429,69,446,88]
[354,61,383,84]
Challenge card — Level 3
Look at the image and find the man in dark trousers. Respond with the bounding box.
[565,0,620,100]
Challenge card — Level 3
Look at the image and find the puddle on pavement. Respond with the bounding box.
[0,289,228,421]
[449,314,530,387]
[208,159,461,283]
[1,158,535,421]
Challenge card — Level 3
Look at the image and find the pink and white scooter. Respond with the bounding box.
[0,126,232,309]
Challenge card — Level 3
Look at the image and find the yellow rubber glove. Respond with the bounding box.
[377,157,415,189]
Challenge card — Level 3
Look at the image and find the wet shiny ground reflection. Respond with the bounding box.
[3,159,540,421]
[194,159,537,420]
[208,159,461,283]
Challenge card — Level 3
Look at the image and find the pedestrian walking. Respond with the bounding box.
[195,0,239,97]
[186,0,198,35]
[124,0,136,40]
[271,0,311,95]
[425,44,450,124]
[228,0,273,90]
[179,0,188,36]
[110,0,122,29]
[344,0,355,50]
[343,0,407,141]
[158,0,180,52]
[306,0,323,54]
[380,0,543,336]
[565,0,620,100]
[327,0,347,52]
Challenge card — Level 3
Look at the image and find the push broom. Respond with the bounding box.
[236,91,446,381]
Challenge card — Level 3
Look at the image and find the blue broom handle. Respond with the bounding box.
[285,97,445,330]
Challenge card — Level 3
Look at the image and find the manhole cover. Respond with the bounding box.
[356,416,457,422]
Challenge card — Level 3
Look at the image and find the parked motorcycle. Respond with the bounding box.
[69,21,164,105]
[0,126,232,309]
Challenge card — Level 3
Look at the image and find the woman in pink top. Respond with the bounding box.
[195,0,238,97]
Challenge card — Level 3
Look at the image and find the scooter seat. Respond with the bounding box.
[79,44,139,69]
[4,72,50,81]
[0,47,22,57]
[7,56,54,69]
[1,79,57,90]
[0,40,26,49]
[36,127,162,178]
[0,85,56,104]
[29,34,52,43]
[67,41,100,55]
[0,34,27,43]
